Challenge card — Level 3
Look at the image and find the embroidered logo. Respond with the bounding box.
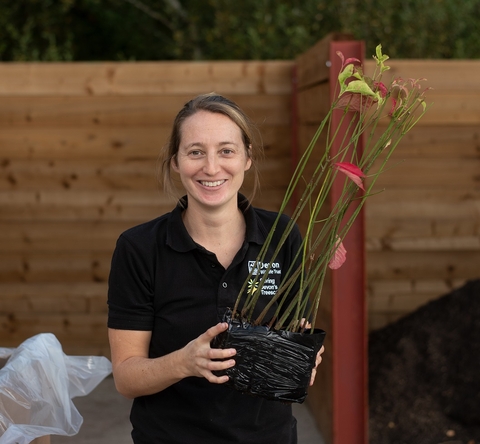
[247,261,281,296]
[247,279,259,295]
[248,261,281,275]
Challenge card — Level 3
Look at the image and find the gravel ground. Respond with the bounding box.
[51,375,325,444]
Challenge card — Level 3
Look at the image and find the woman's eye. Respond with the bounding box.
[189,150,202,156]
[222,148,234,155]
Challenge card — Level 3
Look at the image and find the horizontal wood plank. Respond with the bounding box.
[0,252,113,282]
[0,338,110,358]
[364,59,480,92]
[0,221,132,252]
[380,125,480,158]
[366,157,480,189]
[0,94,292,128]
[366,189,480,220]
[367,250,480,280]
[367,235,480,252]
[0,282,107,313]
[0,126,171,159]
[0,312,109,355]
[0,158,160,191]
[0,61,294,96]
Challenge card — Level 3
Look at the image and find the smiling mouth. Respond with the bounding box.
[200,180,226,187]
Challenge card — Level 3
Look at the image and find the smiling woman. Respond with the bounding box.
[171,111,253,268]
[172,111,252,224]
[107,93,324,444]
[160,93,263,203]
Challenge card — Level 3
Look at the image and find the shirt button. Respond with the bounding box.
[222,282,227,288]
[211,264,216,268]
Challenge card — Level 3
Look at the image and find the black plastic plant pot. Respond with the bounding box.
[211,313,326,404]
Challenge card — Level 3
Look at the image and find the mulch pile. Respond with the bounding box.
[369,279,480,444]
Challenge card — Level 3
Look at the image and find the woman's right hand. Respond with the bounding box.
[109,323,236,399]
[180,322,237,384]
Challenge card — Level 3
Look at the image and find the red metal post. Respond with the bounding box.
[329,40,368,444]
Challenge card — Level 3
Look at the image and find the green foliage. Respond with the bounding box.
[0,0,75,61]
[0,0,479,61]
[343,0,480,59]
[203,0,342,60]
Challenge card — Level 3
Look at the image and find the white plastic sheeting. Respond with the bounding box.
[0,333,112,444]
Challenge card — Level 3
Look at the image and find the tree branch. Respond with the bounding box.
[122,0,175,30]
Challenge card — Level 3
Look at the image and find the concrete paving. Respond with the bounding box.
[51,375,325,444]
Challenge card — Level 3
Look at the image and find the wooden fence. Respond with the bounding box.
[0,61,294,356]
[293,51,480,332]
[363,59,480,330]
[0,42,479,370]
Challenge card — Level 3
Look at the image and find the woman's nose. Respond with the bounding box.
[203,153,220,175]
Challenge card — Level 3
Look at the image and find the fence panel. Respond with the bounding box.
[363,59,480,330]
[0,60,294,356]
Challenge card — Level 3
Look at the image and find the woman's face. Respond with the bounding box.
[172,110,252,211]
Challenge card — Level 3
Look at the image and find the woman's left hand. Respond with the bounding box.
[299,319,325,386]
[310,345,325,386]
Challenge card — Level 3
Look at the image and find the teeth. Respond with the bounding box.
[201,180,224,187]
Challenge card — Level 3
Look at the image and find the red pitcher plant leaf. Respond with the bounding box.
[328,238,347,270]
[336,49,387,112]
[336,50,362,70]
[334,162,366,191]
[374,81,388,98]
[335,81,386,112]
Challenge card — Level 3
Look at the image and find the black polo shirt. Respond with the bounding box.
[108,194,302,444]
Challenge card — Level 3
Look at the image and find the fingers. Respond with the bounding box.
[203,322,229,341]
[181,323,236,383]
[310,368,317,386]
[299,318,311,329]
[310,345,325,386]
[317,345,325,363]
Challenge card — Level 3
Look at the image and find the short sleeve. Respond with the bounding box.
[107,233,155,331]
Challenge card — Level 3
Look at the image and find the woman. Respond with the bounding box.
[107,93,324,444]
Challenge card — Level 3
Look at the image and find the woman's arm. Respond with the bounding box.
[109,322,237,399]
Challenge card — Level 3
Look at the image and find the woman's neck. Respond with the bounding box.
[183,202,244,241]
[182,201,246,268]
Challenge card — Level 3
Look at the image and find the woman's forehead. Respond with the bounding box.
[180,111,243,144]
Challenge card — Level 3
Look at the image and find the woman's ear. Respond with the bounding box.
[171,156,179,173]
[245,144,253,171]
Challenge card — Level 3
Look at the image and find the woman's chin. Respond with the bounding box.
[191,189,237,209]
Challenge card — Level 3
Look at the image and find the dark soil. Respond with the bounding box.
[369,279,480,444]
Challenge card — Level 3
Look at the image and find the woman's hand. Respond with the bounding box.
[298,319,325,386]
[109,323,236,399]
[180,322,237,384]
[309,345,325,386]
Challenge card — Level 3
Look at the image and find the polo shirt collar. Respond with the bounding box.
[165,194,266,253]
